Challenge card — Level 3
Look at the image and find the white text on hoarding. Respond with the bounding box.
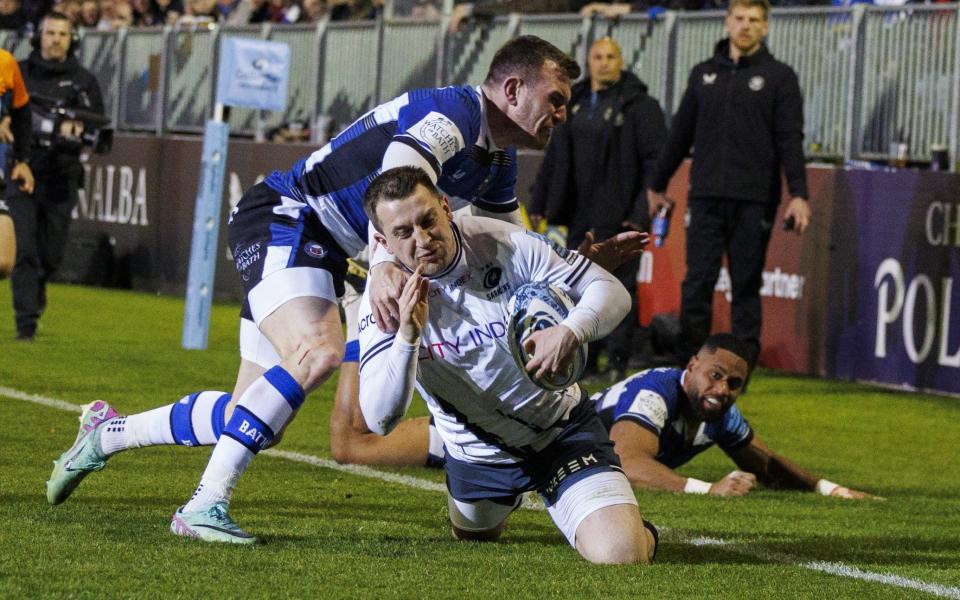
[874,257,958,367]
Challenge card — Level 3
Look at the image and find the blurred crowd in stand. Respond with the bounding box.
[0,0,943,38]
[0,0,392,32]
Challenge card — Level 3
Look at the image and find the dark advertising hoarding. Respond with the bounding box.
[824,170,959,394]
[71,134,310,300]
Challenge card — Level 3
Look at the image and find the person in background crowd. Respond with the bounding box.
[449,0,585,33]
[110,0,131,25]
[6,12,103,340]
[51,0,80,22]
[646,0,811,369]
[178,0,217,22]
[329,0,380,20]
[152,0,182,23]
[77,0,99,26]
[530,37,665,383]
[298,0,325,21]
[0,0,28,32]
[130,0,159,24]
[95,0,116,28]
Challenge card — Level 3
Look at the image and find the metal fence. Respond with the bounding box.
[2,4,958,166]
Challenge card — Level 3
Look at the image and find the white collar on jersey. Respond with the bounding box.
[398,221,465,282]
[475,86,503,153]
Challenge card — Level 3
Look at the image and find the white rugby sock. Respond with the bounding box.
[183,366,304,511]
[99,392,232,456]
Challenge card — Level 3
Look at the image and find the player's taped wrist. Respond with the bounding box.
[816,479,839,496]
[684,478,711,494]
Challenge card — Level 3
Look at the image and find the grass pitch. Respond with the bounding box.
[1,283,959,599]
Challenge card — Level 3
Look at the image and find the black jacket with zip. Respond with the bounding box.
[19,50,104,176]
[530,70,666,240]
[649,39,807,204]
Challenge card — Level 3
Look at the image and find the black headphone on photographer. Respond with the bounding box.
[31,12,81,57]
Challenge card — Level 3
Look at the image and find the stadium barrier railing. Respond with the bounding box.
[0,4,957,164]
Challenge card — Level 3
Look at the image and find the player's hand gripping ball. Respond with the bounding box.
[506,282,588,391]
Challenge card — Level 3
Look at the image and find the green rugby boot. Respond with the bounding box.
[170,502,257,544]
[46,400,118,505]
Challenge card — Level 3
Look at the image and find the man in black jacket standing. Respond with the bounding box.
[647,0,810,368]
[530,37,666,381]
[8,11,104,340]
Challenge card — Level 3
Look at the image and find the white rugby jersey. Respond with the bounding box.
[357,216,630,465]
[263,86,518,258]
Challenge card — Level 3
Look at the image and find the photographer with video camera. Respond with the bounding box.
[7,10,104,341]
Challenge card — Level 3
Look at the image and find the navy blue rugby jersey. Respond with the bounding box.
[263,85,518,257]
[594,367,753,468]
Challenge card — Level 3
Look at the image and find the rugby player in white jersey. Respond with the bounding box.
[45,35,646,544]
[356,166,658,565]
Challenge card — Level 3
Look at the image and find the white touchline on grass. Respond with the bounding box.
[0,386,82,413]
[5,387,960,599]
[689,536,960,599]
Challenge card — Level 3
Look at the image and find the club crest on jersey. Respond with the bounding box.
[749,76,765,91]
[304,241,327,258]
[483,266,502,289]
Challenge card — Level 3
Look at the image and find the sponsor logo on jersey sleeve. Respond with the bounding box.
[233,242,262,282]
[626,390,668,430]
[412,112,464,162]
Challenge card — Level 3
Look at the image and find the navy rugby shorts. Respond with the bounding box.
[444,400,623,507]
[229,182,348,324]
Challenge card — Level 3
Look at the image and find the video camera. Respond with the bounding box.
[30,93,112,155]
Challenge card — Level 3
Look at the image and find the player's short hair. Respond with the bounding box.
[364,166,441,233]
[728,0,770,19]
[484,35,581,87]
[700,333,752,364]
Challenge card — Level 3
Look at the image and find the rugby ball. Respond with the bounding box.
[506,282,588,391]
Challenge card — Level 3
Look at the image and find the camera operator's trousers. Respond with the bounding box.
[7,172,78,337]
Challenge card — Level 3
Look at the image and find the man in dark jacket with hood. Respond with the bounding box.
[647,0,811,368]
[530,37,666,382]
[7,10,104,340]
